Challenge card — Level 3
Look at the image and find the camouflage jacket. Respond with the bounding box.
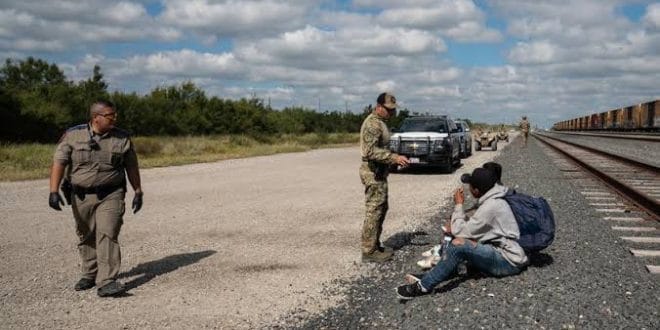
[360,113,398,165]
[519,119,530,132]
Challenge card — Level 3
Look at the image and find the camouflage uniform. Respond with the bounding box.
[519,119,530,145]
[359,112,399,254]
[53,124,138,287]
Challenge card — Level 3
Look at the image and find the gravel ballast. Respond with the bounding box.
[542,131,660,167]
[285,136,659,329]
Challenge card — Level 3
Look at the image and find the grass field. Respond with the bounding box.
[0,133,358,181]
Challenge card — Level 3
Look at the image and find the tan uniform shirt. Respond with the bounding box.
[54,124,138,189]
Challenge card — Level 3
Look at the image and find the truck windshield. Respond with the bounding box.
[399,119,448,133]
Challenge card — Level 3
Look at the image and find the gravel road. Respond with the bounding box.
[0,139,507,329]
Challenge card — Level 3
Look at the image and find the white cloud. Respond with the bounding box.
[107,2,147,24]
[121,49,242,77]
[158,0,311,37]
[644,3,660,29]
[0,0,658,128]
[508,41,557,64]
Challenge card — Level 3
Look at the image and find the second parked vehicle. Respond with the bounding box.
[389,116,461,172]
[454,120,472,158]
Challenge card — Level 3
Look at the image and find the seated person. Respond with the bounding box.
[416,161,505,269]
[397,167,528,299]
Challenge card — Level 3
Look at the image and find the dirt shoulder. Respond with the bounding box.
[0,144,506,329]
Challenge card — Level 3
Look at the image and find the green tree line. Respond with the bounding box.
[0,57,410,143]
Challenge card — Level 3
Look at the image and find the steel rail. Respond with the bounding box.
[549,131,660,142]
[533,133,660,220]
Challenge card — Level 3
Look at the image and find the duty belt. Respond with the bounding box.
[72,184,123,195]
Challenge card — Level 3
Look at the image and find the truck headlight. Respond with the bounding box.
[433,140,444,151]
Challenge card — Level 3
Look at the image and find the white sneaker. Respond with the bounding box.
[421,245,441,258]
[416,255,440,269]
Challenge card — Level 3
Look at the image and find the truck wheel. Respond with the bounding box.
[443,161,454,174]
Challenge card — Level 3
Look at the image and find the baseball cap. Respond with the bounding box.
[482,161,502,184]
[377,92,397,110]
[460,167,497,194]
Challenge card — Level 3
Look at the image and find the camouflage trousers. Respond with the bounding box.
[522,131,529,145]
[360,165,389,254]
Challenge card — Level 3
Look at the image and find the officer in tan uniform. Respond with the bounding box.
[359,92,409,263]
[519,116,530,146]
[48,100,143,297]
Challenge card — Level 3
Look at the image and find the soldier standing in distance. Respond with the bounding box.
[48,100,143,297]
[359,92,409,263]
[519,115,530,146]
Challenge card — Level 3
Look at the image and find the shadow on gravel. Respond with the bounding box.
[393,163,464,175]
[384,231,430,250]
[527,252,554,268]
[118,250,217,291]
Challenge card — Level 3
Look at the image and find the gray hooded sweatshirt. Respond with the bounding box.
[451,184,529,267]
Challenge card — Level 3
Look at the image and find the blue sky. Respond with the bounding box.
[1,0,659,128]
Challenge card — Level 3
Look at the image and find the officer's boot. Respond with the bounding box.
[362,249,394,263]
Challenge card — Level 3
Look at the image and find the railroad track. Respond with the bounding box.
[533,133,660,274]
[549,130,660,142]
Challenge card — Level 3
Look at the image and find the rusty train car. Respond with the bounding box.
[552,99,659,132]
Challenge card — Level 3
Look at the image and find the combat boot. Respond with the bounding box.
[362,249,394,263]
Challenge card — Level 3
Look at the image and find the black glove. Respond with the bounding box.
[49,192,64,211]
[60,180,72,205]
[132,193,143,214]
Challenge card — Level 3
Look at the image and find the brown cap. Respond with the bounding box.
[377,92,397,110]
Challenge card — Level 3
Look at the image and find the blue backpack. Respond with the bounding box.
[500,190,555,252]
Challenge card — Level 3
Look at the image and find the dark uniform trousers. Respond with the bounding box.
[71,188,125,287]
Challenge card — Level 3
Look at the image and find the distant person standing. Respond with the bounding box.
[359,92,409,263]
[48,100,144,297]
[519,116,530,146]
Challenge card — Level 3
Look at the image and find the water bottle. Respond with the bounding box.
[440,233,453,258]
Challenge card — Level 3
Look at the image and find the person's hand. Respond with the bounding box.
[454,187,465,205]
[48,192,64,211]
[395,155,409,167]
[132,192,143,214]
[442,222,452,235]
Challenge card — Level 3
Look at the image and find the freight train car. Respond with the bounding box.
[552,99,658,132]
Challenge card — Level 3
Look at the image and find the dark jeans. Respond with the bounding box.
[420,241,522,291]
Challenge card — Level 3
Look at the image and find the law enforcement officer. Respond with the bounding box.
[48,100,143,297]
[359,92,409,263]
[519,116,530,146]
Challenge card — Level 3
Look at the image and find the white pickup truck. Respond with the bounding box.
[389,116,461,172]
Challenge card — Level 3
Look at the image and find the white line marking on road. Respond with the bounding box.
[581,192,612,195]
